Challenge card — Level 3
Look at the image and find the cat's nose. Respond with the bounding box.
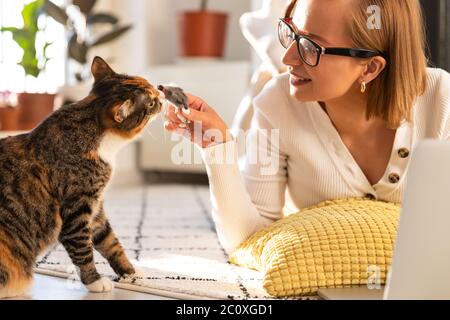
[158,92,165,101]
[157,85,166,100]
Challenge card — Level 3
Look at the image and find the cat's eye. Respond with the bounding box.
[149,100,157,108]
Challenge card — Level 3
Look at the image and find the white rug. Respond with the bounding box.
[35,185,316,300]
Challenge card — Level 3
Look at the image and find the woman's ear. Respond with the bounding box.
[113,100,134,124]
[360,56,387,84]
[91,56,116,83]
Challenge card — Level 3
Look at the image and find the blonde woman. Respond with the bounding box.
[164,0,450,254]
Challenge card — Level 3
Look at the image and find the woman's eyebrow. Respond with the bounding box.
[290,23,331,45]
[307,33,330,44]
[298,30,330,45]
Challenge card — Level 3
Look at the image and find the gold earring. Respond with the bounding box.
[361,81,366,93]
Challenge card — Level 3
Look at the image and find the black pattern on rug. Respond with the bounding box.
[35,185,317,300]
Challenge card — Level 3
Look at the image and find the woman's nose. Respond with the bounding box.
[281,41,303,68]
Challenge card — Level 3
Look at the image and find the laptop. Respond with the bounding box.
[318,140,450,300]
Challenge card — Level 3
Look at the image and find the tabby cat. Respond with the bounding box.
[0,57,163,298]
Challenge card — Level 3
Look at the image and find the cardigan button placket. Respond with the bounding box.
[398,148,410,158]
[365,193,377,200]
[388,173,400,184]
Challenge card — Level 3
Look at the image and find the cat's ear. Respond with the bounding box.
[113,100,134,123]
[91,56,116,82]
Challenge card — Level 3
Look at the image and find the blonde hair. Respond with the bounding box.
[286,0,428,129]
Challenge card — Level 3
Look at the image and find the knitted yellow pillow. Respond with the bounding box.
[229,198,400,297]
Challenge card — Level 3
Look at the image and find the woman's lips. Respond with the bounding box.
[290,73,312,86]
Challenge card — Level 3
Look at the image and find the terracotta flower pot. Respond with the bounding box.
[17,93,56,131]
[0,107,20,131]
[178,11,229,58]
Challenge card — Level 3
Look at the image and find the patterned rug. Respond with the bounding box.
[35,185,316,300]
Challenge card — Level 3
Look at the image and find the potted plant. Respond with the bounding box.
[1,0,56,131]
[0,92,20,132]
[178,0,229,58]
[44,0,132,84]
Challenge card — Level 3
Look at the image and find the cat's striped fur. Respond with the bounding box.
[0,57,163,298]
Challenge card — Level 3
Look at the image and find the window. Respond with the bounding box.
[420,0,450,71]
[0,0,66,93]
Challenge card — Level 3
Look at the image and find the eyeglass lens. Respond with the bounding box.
[279,21,320,66]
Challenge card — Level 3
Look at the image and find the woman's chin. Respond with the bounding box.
[290,87,314,102]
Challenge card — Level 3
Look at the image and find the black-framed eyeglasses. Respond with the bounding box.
[278,18,384,67]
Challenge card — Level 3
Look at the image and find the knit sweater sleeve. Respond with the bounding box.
[200,78,288,254]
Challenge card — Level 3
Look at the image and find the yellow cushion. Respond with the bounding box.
[229,198,400,297]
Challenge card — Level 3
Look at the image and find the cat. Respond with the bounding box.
[0,56,163,299]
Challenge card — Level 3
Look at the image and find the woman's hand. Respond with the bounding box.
[163,93,232,148]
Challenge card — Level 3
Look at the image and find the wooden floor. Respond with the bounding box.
[7,274,174,300]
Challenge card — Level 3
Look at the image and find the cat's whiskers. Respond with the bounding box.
[159,101,173,142]
[143,126,158,141]
[142,112,164,142]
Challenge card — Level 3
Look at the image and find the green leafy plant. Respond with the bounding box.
[43,0,132,81]
[0,0,52,78]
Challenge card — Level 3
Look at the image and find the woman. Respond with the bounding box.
[164,0,450,254]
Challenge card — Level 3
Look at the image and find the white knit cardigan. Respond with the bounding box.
[201,68,450,254]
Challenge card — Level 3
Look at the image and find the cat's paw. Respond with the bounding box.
[86,277,114,293]
[118,269,146,284]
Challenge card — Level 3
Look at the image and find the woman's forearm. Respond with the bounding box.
[201,140,276,254]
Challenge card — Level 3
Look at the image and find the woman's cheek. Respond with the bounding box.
[314,62,357,99]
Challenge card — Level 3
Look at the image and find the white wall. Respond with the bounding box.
[252,0,264,10]
[94,0,252,71]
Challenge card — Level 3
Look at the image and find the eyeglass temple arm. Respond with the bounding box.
[284,1,298,19]
[323,47,381,58]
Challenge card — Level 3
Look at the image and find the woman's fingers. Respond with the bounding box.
[164,121,192,140]
[186,93,210,112]
[165,103,188,127]
[163,120,179,132]
[180,107,208,124]
[164,103,178,121]
[164,121,191,138]
[185,93,202,110]
[165,93,230,148]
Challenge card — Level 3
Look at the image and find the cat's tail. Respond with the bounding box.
[0,239,33,299]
